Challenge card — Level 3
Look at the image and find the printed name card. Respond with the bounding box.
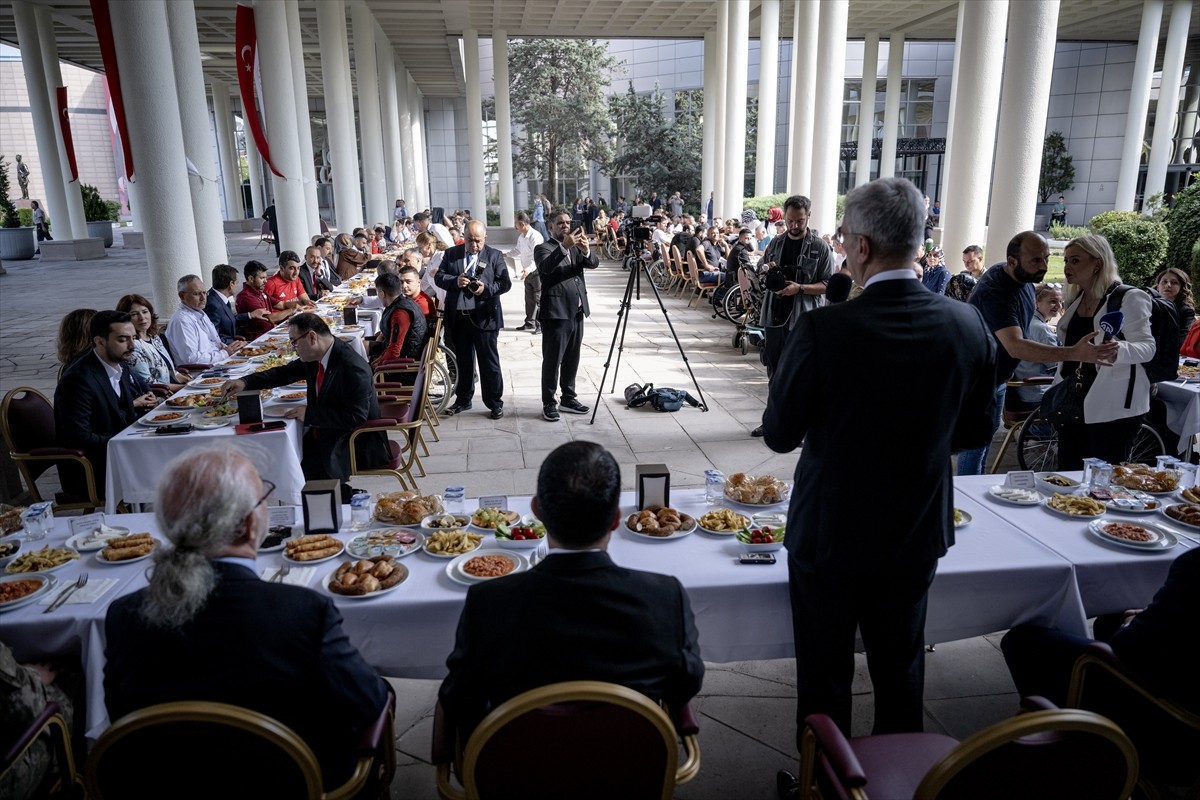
[1005,471,1037,489]
[477,495,508,511]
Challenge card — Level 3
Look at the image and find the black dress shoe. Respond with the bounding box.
[559,397,589,414]
[751,425,765,438]
[776,769,799,800]
[445,403,473,416]
[490,407,504,420]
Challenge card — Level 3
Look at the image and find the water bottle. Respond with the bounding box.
[350,492,372,530]
[704,470,725,505]
[444,486,466,515]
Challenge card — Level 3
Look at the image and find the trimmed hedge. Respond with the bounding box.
[1049,223,1090,240]
[1089,210,1143,233]
[1103,218,1169,288]
[1166,183,1200,272]
[739,193,845,232]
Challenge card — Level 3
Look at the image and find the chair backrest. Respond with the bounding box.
[914,708,1138,800]
[261,220,270,235]
[1,387,57,480]
[85,701,324,800]
[1068,642,1200,788]
[669,245,684,279]
[462,681,680,800]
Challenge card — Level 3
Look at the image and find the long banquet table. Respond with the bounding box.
[3,482,1193,740]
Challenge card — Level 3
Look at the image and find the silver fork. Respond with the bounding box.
[45,572,88,613]
[270,565,291,583]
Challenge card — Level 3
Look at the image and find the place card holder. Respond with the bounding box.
[301,480,343,534]
[237,391,264,425]
[366,287,377,297]
[343,306,358,326]
[636,463,670,510]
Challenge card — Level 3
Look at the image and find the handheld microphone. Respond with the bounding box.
[1099,310,1124,342]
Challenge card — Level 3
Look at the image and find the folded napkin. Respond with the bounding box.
[37,578,120,606]
[259,566,317,587]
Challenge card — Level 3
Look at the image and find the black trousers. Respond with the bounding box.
[763,325,787,380]
[522,272,541,327]
[789,555,937,743]
[1055,413,1143,470]
[446,319,503,410]
[540,310,584,405]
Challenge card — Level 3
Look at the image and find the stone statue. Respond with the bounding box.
[15,154,29,199]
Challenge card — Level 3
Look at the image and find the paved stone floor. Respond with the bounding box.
[1,229,1026,798]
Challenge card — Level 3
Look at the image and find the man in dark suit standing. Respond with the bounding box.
[764,178,996,744]
[54,310,158,497]
[104,449,390,789]
[439,441,704,737]
[434,220,511,419]
[205,263,267,343]
[223,314,387,497]
[535,209,599,421]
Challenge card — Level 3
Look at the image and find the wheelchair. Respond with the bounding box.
[989,377,1166,473]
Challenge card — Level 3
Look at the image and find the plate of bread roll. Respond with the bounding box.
[282,534,345,564]
[324,556,408,598]
[95,533,158,564]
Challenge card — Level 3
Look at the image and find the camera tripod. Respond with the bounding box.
[590,256,708,423]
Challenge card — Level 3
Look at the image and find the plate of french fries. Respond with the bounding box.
[697,508,750,535]
[422,530,483,558]
[1043,492,1107,519]
[4,545,81,574]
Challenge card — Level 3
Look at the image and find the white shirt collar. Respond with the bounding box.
[93,350,124,396]
[864,269,920,288]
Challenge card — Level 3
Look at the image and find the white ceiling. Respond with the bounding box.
[0,0,1193,100]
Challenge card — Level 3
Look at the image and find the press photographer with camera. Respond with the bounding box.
[753,195,833,438]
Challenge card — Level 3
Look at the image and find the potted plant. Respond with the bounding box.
[0,156,36,260]
[81,183,116,247]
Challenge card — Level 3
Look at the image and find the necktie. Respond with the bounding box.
[316,363,325,394]
[466,255,477,278]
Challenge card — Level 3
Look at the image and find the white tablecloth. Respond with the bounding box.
[1155,380,1200,454]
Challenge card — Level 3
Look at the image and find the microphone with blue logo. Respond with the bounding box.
[1099,310,1124,342]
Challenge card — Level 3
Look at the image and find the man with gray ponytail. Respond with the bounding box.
[103,449,389,789]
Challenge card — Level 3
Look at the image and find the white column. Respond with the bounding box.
[1144,0,1192,206]
[723,0,750,217]
[754,0,781,196]
[940,3,967,217]
[351,0,387,224]
[810,0,848,236]
[396,60,418,211]
[408,74,429,209]
[377,31,404,212]
[255,0,307,254]
[493,31,516,226]
[985,1,1060,262]
[317,0,362,232]
[165,0,227,270]
[879,32,904,179]
[788,0,820,193]
[211,81,243,220]
[463,30,487,219]
[702,30,718,216]
[714,2,728,217]
[855,32,879,187]
[285,0,319,233]
[940,0,1007,264]
[106,0,199,314]
[12,2,72,244]
[1115,2,1163,211]
[33,5,87,239]
[243,106,265,219]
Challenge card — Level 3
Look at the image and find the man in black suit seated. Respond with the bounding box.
[54,310,158,497]
[434,220,511,420]
[1001,548,1200,712]
[438,441,705,737]
[222,314,387,497]
[534,209,599,421]
[104,449,390,789]
[299,244,337,301]
[764,177,997,745]
[205,263,267,344]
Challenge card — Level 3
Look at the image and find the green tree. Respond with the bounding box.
[507,39,620,204]
[1039,131,1075,203]
[1167,181,1200,274]
[0,155,19,228]
[1103,218,1168,288]
[604,85,705,204]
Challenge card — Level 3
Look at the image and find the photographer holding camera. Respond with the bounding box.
[753,195,833,438]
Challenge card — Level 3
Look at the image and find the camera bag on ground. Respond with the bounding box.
[624,383,701,412]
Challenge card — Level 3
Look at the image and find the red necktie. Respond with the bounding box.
[316,363,325,394]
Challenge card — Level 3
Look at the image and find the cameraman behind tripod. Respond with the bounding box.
[752,195,834,438]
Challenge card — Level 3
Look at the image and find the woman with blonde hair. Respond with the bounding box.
[414,230,447,305]
[1053,234,1155,468]
[56,308,97,374]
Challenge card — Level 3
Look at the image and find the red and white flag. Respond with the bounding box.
[56,87,79,182]
[235,4,283,178]
[89,0,134,180]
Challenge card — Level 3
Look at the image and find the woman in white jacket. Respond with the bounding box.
[1053,234,1156,469]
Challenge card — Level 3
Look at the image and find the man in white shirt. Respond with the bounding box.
[412,211,455,248]
[651,216,673,258]
[506,211,546,333]
[165,275,243,365]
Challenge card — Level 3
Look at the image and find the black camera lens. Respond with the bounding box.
[765,269,786,292]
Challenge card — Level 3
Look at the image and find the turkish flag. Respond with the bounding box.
[56,87,79,182]
[89,0,134,179]
[235,4,283,178]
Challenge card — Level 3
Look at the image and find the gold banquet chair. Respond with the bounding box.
[433,680,700,800]
[1,386,103,512]
[0,701,82,800]
[85,700,395,800]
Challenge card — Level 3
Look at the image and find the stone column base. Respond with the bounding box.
[122,231,145,249]
[39,238,107,261]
